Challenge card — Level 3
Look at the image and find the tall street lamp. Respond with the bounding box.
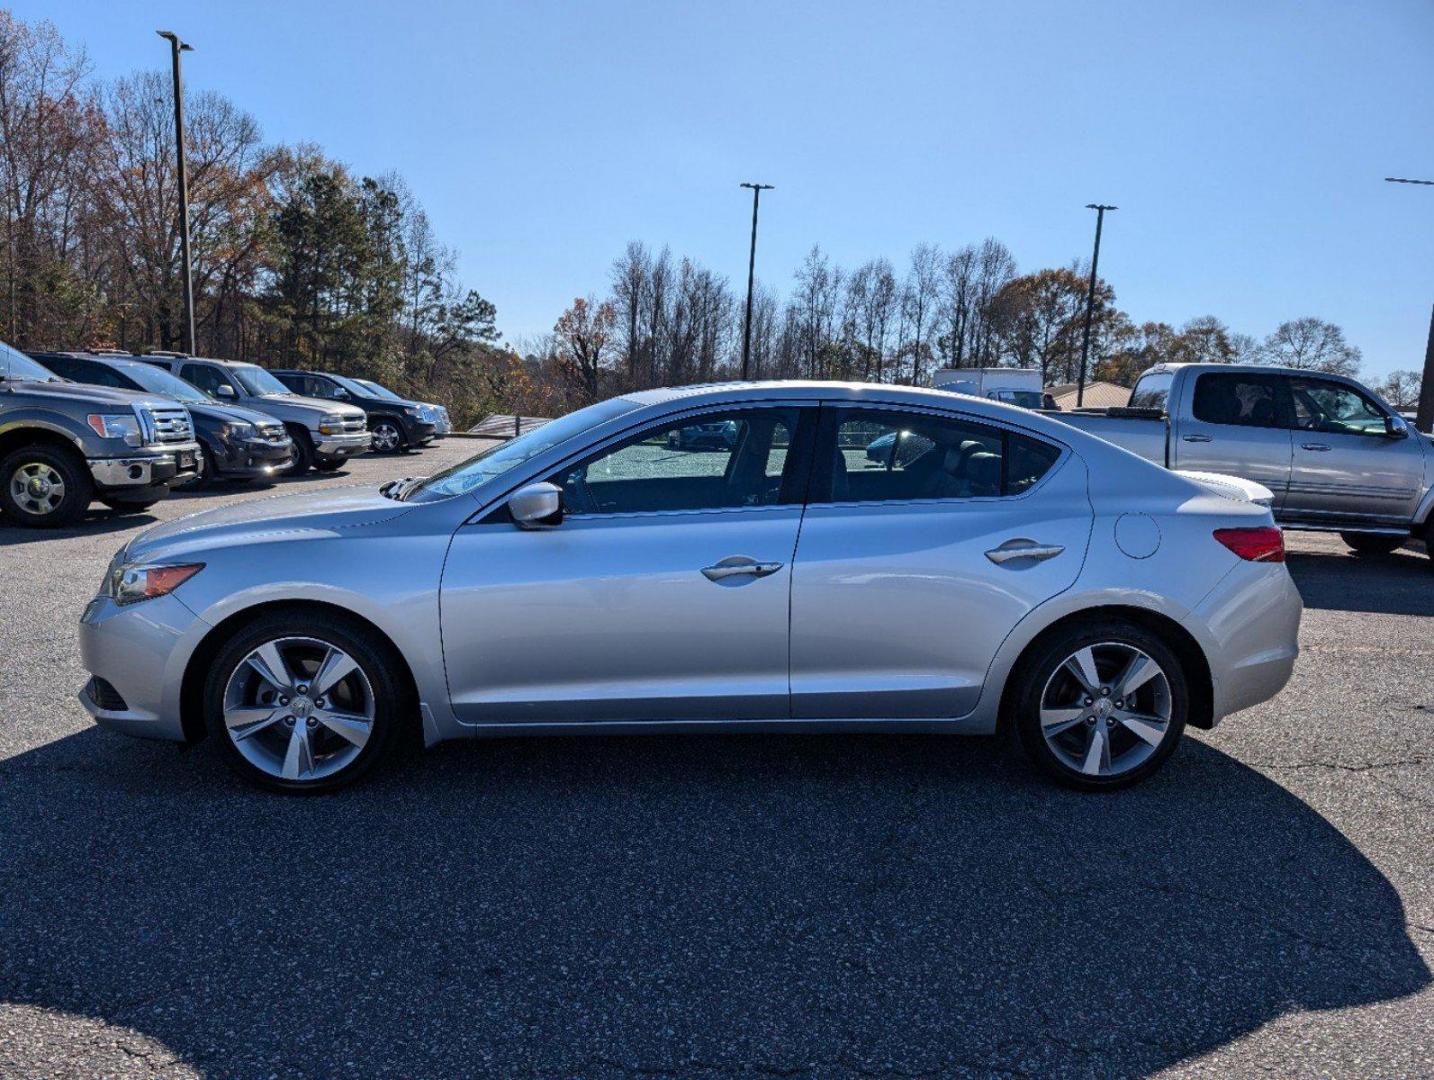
[1076,204,1116,407]
[1385,177,1434,433]
[157,30,196,356]
[739,182,774,380]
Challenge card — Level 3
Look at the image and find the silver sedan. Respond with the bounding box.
[78,381,1302,793]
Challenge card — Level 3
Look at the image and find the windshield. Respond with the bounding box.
[405,397,640,503]
[330,373,382,399]
[121,363,213,404]
[0,341,60,383]
[232,365,293,396]
[354,377,404,401]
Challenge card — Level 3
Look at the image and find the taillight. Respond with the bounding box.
[1213,526,1285,563]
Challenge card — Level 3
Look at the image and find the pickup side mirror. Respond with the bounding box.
[1385,415,1409,439]
[507,481,563,529]
[215,384,236,399]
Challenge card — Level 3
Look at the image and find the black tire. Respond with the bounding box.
[1340,531,1404,557]
[1011,618,1189,791]
[285,426,316,475]
[99,499,158,515]
[195,442,221,486]
[0,444,94,528]
[202,609,408,794]
[370,418,405,454]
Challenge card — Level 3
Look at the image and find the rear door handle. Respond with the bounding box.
[701,557,784,582]
[1182,433,1213,443]
[985,540,1065,565]
[1301,442,1332,452]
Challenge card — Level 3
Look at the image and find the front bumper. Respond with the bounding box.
[88,441,202,491]
[78,592,206,742]
[314,431,370,458]
[213,436,294,479]
[404,419,439,445]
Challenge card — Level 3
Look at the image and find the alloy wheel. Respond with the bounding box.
[1039,642,1172,779]
[9,462,66,517]
[371,423,401,453]
[221,635,376,782]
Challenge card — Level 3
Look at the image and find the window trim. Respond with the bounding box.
[807,400,1068,509]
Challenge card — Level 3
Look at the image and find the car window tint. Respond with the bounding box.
[551,408,804,515]
[182,363,233,396]
[1192,374,1281,428]
[1129,371,1173,411]
[1289,378,1387,437]
[818,408,1058,502]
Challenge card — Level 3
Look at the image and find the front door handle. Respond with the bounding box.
[985,539,1066,565]
[701,556,784,582]
[1301,442,1332,452]
[1182,433,1213,443]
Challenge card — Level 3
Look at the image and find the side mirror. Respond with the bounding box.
[507,481,563,529]
[215,384,236,398]
[1385,415,1409,439]
[335,388,350,399]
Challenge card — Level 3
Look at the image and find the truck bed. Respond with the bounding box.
[1046,408,1170,465]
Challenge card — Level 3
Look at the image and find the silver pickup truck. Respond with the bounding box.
[1052,363,1434,557]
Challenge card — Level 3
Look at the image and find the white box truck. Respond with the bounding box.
[931,367,1044,409]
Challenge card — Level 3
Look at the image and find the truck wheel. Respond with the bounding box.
[0,445,93,528]
[1340,532,1404,557]
[285,427,316,475]
[370,419,403,454]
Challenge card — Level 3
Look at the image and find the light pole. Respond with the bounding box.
[1385,177,1434,433]
[739,182,773,380]
[158,30,196,356]
[1076,204,1116,407]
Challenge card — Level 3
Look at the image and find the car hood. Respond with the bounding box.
[251,393,366,418]
[8,378,174,411]
[187,401,281,426]
[123,486,413,562]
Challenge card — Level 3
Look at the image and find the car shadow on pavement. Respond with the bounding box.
[0,729,1427,1078]
[0,511,156,546]
[1286,548,1434,616]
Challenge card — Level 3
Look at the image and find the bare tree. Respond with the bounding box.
[900,243,941,384]
[1260,317,1362,377]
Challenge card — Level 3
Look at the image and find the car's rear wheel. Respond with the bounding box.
[0,446,93,527]
[1340,531,1404,557]
[370,419,403,453]
[203,612,406,793]
[1012,620,1189,790]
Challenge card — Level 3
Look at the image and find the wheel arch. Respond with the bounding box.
[178,599,422,744]
[0,423,88,463]
[996,604,1215,734]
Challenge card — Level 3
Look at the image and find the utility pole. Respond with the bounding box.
[739,182,774,380]
[1385,178,1434,433]
[1077,204,1116,407]
[158,30,196,355]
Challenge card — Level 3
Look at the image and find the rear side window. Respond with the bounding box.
[1129,371,1174,411]
[1192,374,1282,428]
[815,408,1061,503]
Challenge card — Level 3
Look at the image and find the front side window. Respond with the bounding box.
[816,408,1060,503]
[231,365,292,396]
[1289,378,1388,437]
[182,363,237,397]
[1192,374,1282,428]
[551,408,804,516]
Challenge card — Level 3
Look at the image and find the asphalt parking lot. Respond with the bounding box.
[1,440,1431,1079]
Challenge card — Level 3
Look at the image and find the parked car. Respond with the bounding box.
[30,352,293,484]
[1053,363,1434,557]
[135,354,368,474]
[0,341,199,527]
[78,381,1300,794]
[270,370,438,453]
[666,419,739,450]
[349,377,451,437]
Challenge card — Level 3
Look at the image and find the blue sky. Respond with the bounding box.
[18,0,1434,376]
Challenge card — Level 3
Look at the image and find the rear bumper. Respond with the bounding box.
[88,442,202,491]
[1194,562,1303,723]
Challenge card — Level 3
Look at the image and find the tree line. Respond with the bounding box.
[541,240,1421,411]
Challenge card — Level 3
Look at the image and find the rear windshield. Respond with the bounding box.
[1129,371,1174,412]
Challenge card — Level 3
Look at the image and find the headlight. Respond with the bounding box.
[404,405,422,416]
[107,562,204,605]
[318,413,345,435]
[220,420,255,441]
[87,414,142,446]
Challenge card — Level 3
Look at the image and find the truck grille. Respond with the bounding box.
[141,404,194,445]
[340,414,366,434]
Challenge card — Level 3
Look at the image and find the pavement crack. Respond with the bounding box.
[1248,757,1425,773]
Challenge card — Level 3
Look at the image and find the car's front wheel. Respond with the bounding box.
[370,419,403,454]
[203,611,407,793]
[1012,619,1189,790]
[0,445,94,527]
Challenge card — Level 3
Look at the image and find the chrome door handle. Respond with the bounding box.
[1301,442,1331,451]
[985,540,1065,565]
[701,557,784,582]
[1182,433,1213,443]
